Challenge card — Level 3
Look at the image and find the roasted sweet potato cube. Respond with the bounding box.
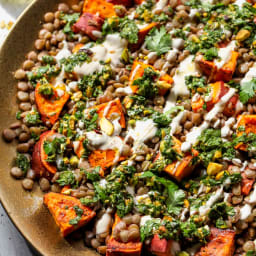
[241,172,255,196]
[150,234,178,256]
[44,192,96,237]
[236,115,256,150]
[92,98,126,128]
[83,0,116,19]
[129,61,173,96]
[195,228,235,256]
[164,137,199,182]
[89,149,126,173]
[192,81,239,116]
[197,51,238,82]
[73,13,104,40]
[107,215,142,256]
[35,83,70,125]
[32,131,57,179]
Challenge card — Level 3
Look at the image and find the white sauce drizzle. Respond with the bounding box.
[199,186,223,216]
[164,55,199,112]
[214,41,236,69]
[74,34,127,77]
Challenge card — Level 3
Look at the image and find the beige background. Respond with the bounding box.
[0,2,34,255]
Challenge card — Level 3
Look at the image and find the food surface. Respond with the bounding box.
[4,0,256,255]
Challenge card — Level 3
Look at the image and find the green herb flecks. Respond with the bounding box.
[69,205,84,225]
[16,153,30,173]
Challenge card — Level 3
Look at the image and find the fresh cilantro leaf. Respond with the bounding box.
[239,78,256,104]
[140,218,161,242]
[145,26,172,56]
[140,171,185,216]
[43,137,66,163]
[60,13,80,37]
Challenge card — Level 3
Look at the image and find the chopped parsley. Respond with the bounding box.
[69,205,84,225]
[24,110,41,125]
[78,65,112,99]
[27,65,60,86]
[43,136,66,163]
[133,67,159,97]
[16,153,30,173]
[57,171,76,186]
[60,50,91,73]
[185,75,207,93]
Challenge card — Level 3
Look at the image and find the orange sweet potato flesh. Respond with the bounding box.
[192,97,204,113]
[192,81,238,116]
[241,172,255,196]
[107,215,142,256]
[32,130,57,179]
[83,0,116,19]
[150,234,176,256]
[164,137,199,182]
[89,149,126,172]
[44,192,96,237]
[197,51,238,82]
[129,61,173,96]
[134,0,144,4]
[91,98,126,128]
[236,115,256,150]
[35,83,70,125]
[195,228,235,256]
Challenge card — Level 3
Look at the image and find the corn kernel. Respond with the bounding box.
[216,171,225,180]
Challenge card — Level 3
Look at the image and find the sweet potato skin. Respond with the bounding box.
[150,234,176,256]
[107,0,134,7]
[32,131,57,179]
[83,0,117,19]
[35,83,70,125]
[163,137,199,182]
[195,228,235,256]
[44,192,96,237]
[129,61,173,96]
[106,215,142,256]
[73,13,104,40]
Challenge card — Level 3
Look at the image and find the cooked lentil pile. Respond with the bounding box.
[4,0,256,255]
